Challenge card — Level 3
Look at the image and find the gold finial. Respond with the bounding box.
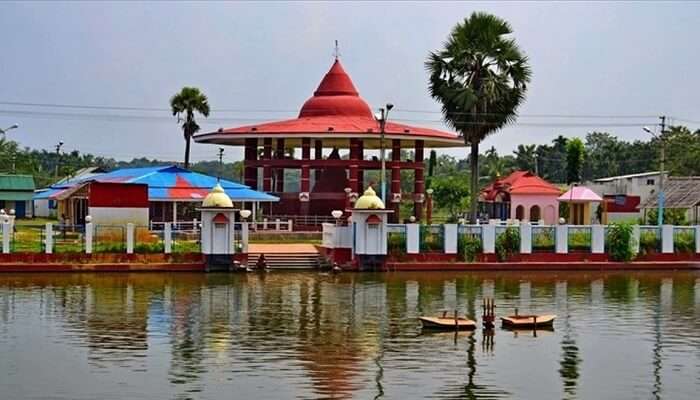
[333,40,340,60]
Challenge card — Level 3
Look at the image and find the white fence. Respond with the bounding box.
[321,222,700,256]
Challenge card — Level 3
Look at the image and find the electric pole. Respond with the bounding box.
[218,147,224,181]
[658,116,666,226]
[54,141,64,180]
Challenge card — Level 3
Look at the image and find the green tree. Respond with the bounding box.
[427,149,437,189]
[427,12,531,222]
[170,87,210,169]
[566,138,585,184]
[431,174,470,221]
[513,144,537,172]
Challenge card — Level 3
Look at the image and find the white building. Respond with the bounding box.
[587,171,667,203]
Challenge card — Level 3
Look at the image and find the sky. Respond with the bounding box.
[1,1,699,164]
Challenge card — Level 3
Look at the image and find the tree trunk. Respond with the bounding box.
[184,131,191,169]
[470,140,479,223]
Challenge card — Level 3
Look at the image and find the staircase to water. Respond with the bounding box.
[247,252,321,270]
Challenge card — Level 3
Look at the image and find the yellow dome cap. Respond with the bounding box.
[354,186,385,209]
[202,184,233,208]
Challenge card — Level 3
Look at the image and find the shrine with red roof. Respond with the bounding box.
[195,58,464,223]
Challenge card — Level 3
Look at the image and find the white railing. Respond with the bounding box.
[250,218,293,232]
[321,223,352,248]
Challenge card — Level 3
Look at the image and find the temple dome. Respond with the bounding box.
[354,186,385,210]
[298,60,373,118]
[202,184,233,208]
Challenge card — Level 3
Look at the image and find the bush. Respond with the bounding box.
[568,230,591,251]
[496,227,520,262]
[134,242,165,253]
[458,234,482,262]
[674,231,695,253]
[387,232,406,254]
[645,208,688,225]
[607,222,635,261]
[639,230,660,255]
[532,229,555,250]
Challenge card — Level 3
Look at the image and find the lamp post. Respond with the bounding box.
[644,122,665,226]
[0,124,19,139]
[54,141,64,180]
[374,103,393,204]
[426,188,434,225]
[331,210,343,226]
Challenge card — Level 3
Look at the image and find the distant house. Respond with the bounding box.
[33,165,278,225]
[588,171,667,205]
[639,177,700,224]
[479,171,562,224]
[34,166,107,218]
[0,174,35,218]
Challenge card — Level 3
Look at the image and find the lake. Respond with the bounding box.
[1,271,698,399]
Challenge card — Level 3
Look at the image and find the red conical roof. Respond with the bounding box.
[298,60,373,118]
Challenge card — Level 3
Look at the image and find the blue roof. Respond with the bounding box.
[34,165,278,202]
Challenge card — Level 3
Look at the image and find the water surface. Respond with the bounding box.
[1,271,699,399]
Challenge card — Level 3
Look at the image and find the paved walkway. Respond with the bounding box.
[248,243,319,254]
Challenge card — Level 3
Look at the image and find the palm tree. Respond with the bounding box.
[427,12,531,222]
[170,87,210,169]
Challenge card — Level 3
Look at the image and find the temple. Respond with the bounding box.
[195,58,463,224]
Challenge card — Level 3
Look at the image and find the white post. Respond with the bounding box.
[482,225,496,254]
[556,224,568,254]
[242,222,249,253]
[591,225,605,254]
[632,225,641,254]
[661,225,674,254]
[172,202,178,226]
[406,223,420,254]
[695,226,700,254]
[287,219,293,232]
[126,223,135,254]
[444,224,457,254]
[2,222,10,254]
[275,218,281,231]
[164,222,172,254]
[263,218,268,230]
[85,222,93,254]
[45,223,53,254]
[519,222,532,254]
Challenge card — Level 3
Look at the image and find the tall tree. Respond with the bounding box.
[566,137,585,184]
[513,144,537,172]
[427,12,531,222]
[170,87,210,169]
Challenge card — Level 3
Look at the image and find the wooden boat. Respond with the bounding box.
[419,312,477,330]
[501,314,556,329]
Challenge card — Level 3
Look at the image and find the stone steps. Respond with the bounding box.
[247,252,320,270]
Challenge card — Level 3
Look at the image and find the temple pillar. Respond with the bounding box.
[314,139,323,183]
[357,140,364,190]
[414,140,425,221]
[349,138,360,194]
[300,138,311,215]
[391,139,402,223]
[244,138,258,189]
[275,138,285,192]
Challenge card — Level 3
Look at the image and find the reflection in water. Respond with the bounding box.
[0,271,699,400]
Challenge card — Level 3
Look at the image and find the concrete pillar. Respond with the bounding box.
[314,139,323,182]
[300,138,311,215]
[275,138,285,192]
[406,223,420,254]
[444,224,458,254]
[519,222,532,254]
[357,140,364,189]
[390,139,402,223]
[632,225,641,254]
[556,225,568,254]
[661,225,674,254]
[288,219,293,232]
[275,219,281,231]
[164,222,172,254]
[695,226,700,253]
[2,222,10,254]
[482,225,496,254]
[244,138,258,189]
[45,223,53,254]
[591,225,605,254]
[413,140,425,221]
[262,138,273,192]
[126,223,135,254]
[241,222,249,253]
[85,222,93,254]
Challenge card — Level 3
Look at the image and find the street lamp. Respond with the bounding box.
[0,123,19,138]
[374,103,393,204]
[54,141,64,180]
[643,126,665,226]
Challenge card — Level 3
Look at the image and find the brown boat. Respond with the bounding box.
[501,313,556,329]
[419,311,477,330]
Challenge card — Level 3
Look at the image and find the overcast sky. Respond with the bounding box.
[1,1,699,163]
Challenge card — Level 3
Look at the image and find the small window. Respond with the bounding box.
[646,179,655,185]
